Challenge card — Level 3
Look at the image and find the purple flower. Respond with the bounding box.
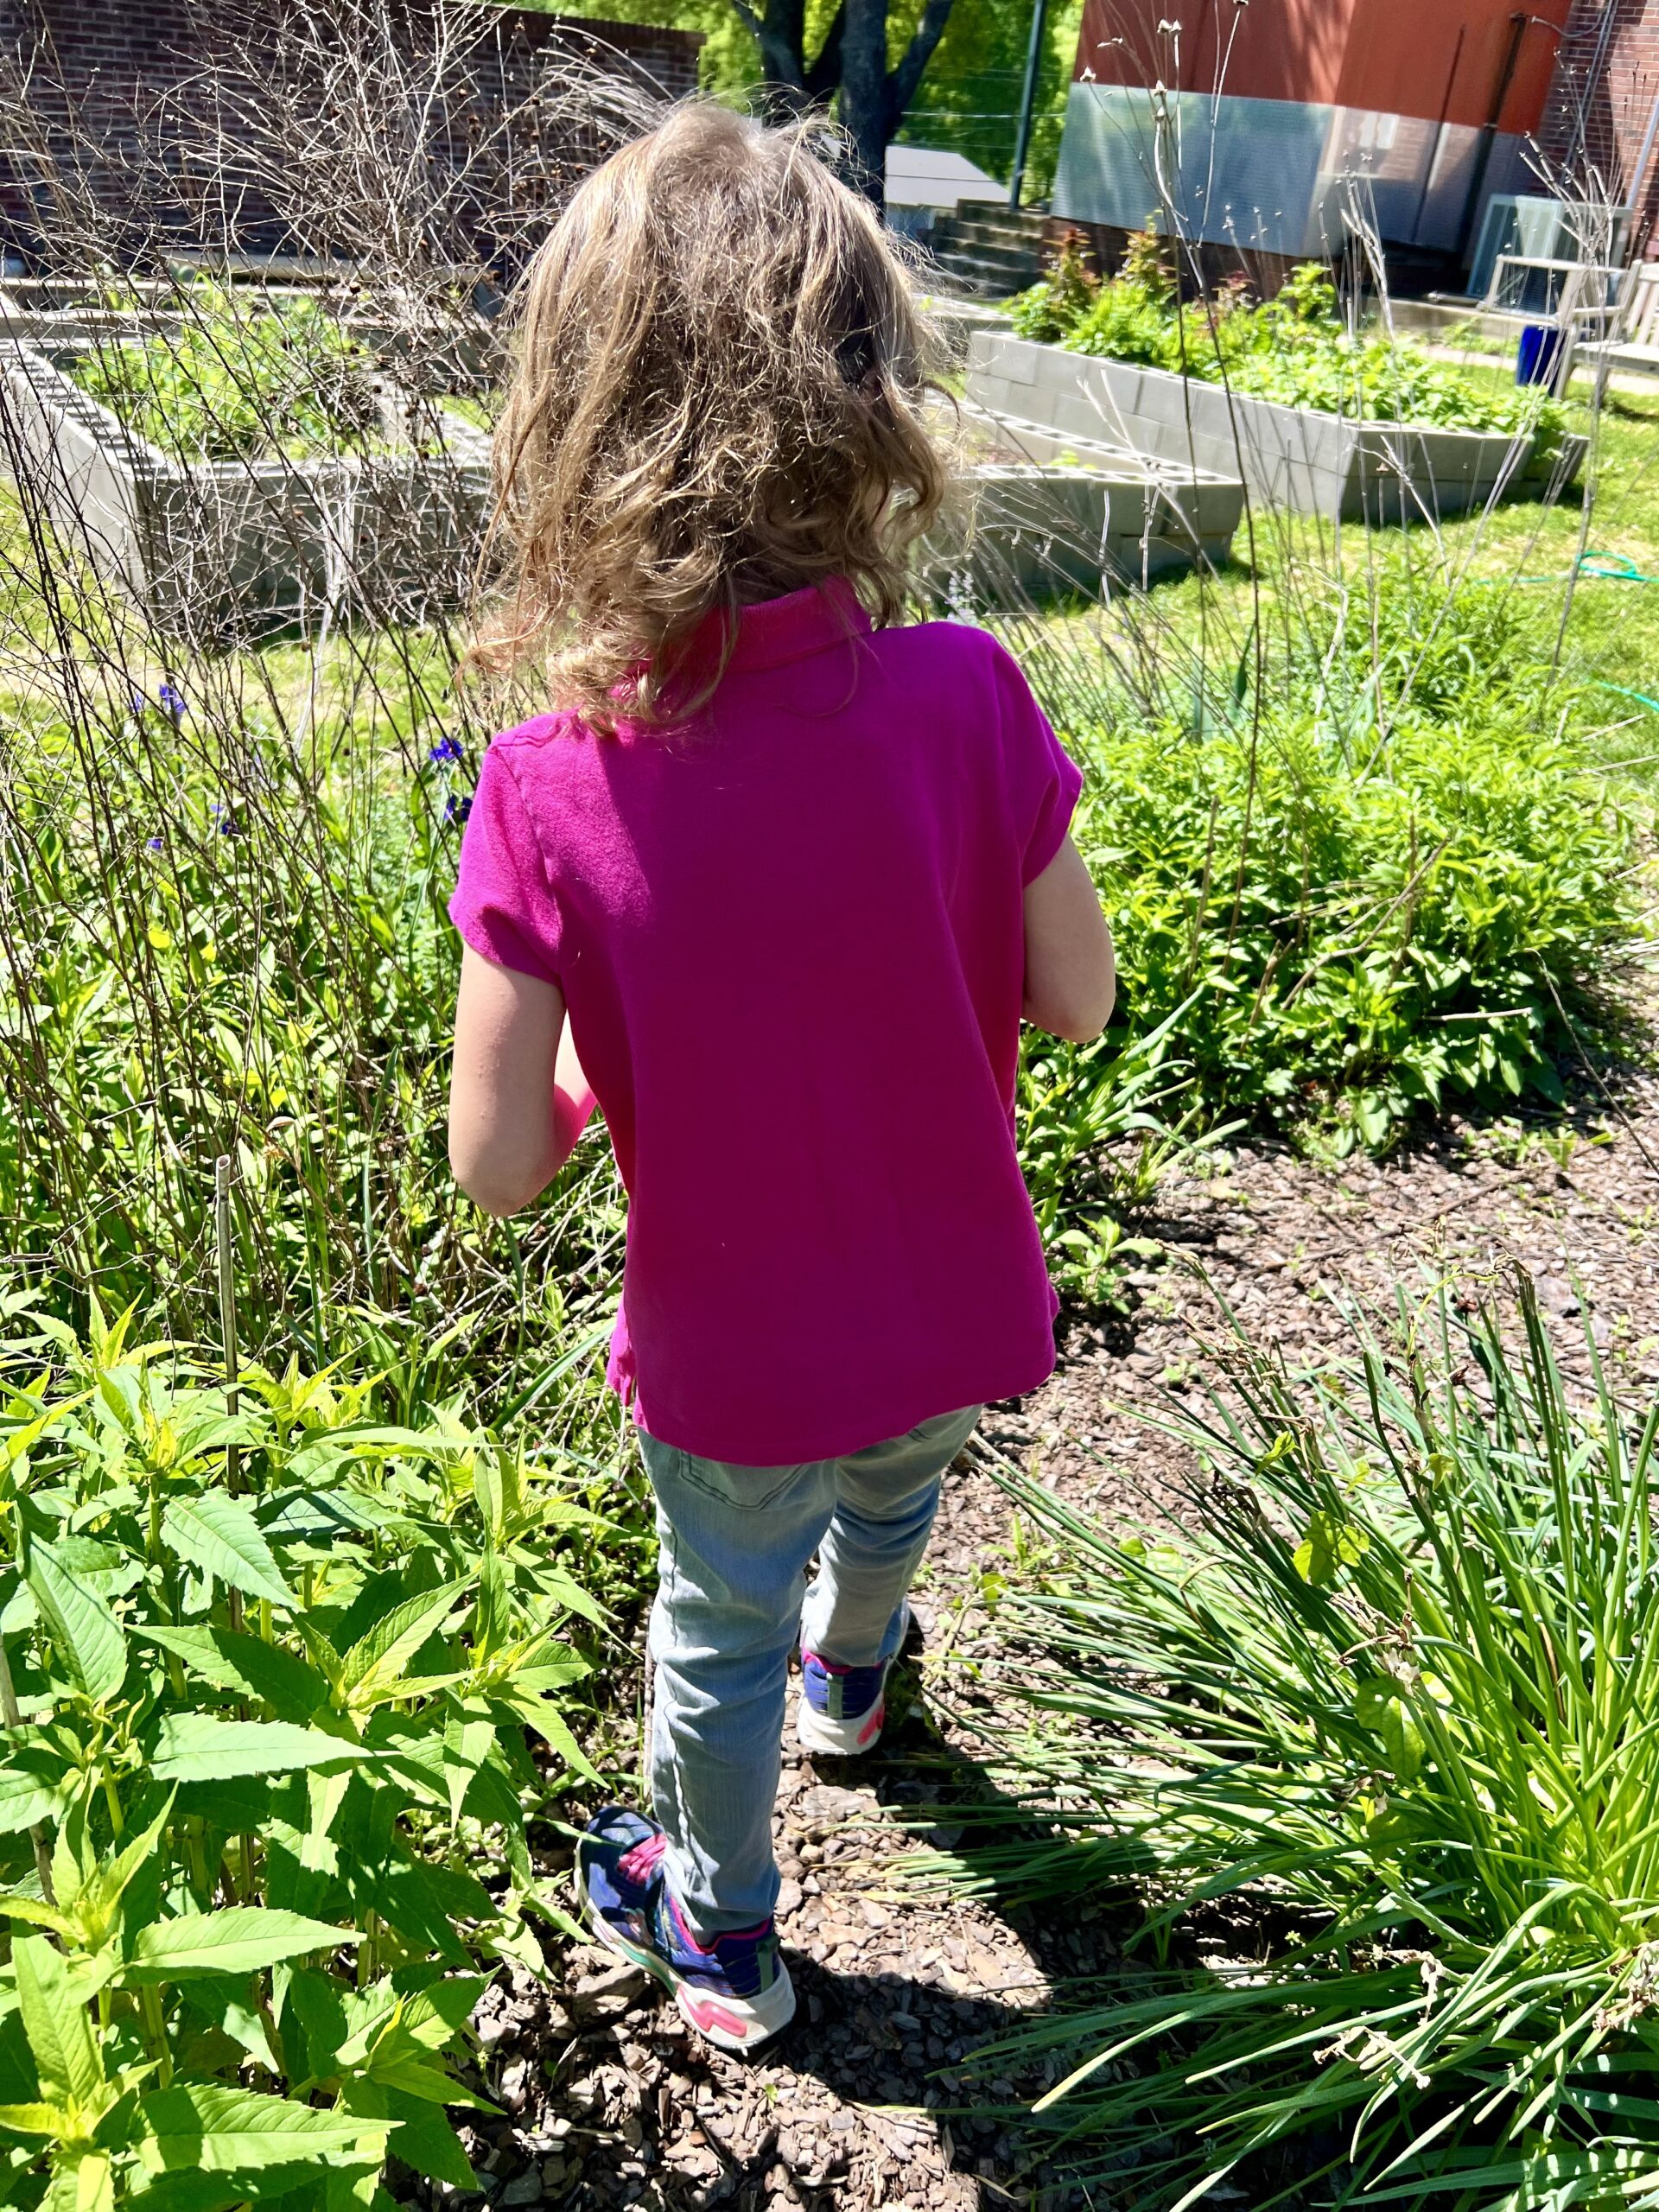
[145,835,164,851]
[157,683,186,721]
[428,734,464,765]
[443,792,473,827]
[130,689,148,715]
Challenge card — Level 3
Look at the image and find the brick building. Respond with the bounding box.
[0,1,702,271]
[1538,0,1659,259]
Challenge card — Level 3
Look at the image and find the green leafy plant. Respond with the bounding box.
[0,1294,612,2208]
[931,1282,1659,2209]
[1017,1004,1233,1302]
[1010,247,1565,448]
[70,291,381,463]
[1055,572,1640,1152]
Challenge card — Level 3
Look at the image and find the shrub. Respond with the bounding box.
[1055,576,1641,1152]
[0,1294,613,2208]
[1009,249,1565,446]
[931,1284,1659,2209]
[71,292,380,462]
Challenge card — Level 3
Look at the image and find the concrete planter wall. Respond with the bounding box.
[969,332,1585,524]
[0,338,492,635]
[920,404,1244,604]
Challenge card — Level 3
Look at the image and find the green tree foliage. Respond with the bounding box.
[504,0,1084,202]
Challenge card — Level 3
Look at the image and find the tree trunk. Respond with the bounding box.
[748,0,808,116]
[838,0,888,210]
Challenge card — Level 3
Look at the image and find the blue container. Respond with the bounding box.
[1516,323,1561,386]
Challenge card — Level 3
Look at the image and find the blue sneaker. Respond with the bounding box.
[796,1634,899,1757]
[576,1807,796,2050]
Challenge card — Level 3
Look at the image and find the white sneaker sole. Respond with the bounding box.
[579,1873,797,2051]
[796,1694,887,1757]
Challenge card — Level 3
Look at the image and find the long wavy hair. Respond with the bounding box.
[472,104,948,729]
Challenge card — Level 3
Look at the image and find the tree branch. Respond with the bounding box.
[803,3,846,104]
[754,0,810,97]
[885,0,957,137]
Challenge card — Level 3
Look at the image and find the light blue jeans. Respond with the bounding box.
[639,1403,982,1936]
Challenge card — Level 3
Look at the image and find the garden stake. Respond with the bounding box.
[215,1155,246,1649]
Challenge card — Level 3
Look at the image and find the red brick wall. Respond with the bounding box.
[1538,0,1659,256]
[0,2,702,268]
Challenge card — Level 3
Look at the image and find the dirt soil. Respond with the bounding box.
[439,1075,1659,2212]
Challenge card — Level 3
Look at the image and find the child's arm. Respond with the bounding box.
[1022,835,1116,1042]
[448,945,598,1217]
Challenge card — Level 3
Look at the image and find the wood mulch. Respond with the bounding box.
[434,1069,1659,2212]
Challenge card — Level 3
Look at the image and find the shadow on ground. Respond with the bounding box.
[423,1661,1127,2212]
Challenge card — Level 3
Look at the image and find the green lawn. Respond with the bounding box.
[1036,371,1659,791]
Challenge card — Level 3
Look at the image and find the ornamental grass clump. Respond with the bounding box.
[937,1284,1659,2209]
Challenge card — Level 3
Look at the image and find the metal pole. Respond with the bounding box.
[1453,12,1529,267]
[1008,0,1051,213]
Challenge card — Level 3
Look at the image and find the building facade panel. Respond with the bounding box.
[1061,0,1577,269]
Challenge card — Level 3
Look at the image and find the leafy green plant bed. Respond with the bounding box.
[1010,237,1565,453]
[1058,569,1643,1154]
[67,295,382,464]
[0,1294,613,2209]
[930,1284,1659,2210]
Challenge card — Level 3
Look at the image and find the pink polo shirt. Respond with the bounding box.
[449,580,1082,1465]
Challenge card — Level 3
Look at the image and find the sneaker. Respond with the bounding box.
[576,1807,796,2051]
[796,1620,906,1757]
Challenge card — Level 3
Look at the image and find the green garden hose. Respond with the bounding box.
[1506,548,1658,585]
[1471,550,1659,711]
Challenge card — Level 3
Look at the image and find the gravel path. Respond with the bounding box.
[445,1071,1659,2212]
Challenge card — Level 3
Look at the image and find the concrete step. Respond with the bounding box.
[935,212,1048,251]
[927,251,1037,299]
[931,247,1043,286]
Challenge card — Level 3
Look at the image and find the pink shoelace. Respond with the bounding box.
[616,1829,668,1888]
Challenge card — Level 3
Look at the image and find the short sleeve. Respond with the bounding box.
[448,742,563,988]
[989,641,1084,885]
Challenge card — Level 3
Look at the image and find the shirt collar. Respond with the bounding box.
[722,577,873,672]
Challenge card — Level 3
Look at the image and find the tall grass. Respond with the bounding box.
[926,1287,1659,2209]
[0,6,667,1410]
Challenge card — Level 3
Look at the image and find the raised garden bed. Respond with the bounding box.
[969,329,1585,524]
[920,399,1243,602]
[0,335,491,632]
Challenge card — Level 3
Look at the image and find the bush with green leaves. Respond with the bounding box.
[931,1284,1659,2210]
[1057,575,1641,1153]
[0,1292,617,2209]
[70,293,380,464]
[1018,1004,1236,1302]
[1009,238,1565,448]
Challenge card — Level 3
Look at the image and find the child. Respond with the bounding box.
[448,104,1116,2051]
